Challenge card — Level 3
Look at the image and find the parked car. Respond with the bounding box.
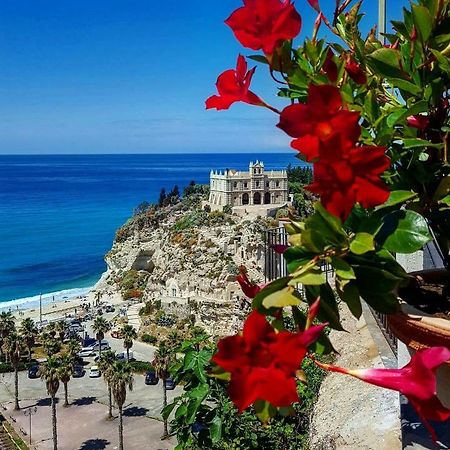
[145,370,159,385]
[73,366,85,378]
[89,365,101,378]
[164,377,176,390]
[28,365,40,379]
[116,351,134,361]
[105,305,115,313]
[78,347,95,358]
[92,340,110,352]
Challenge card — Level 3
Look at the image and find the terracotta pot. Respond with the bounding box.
[386,269,450,408]
[386,269,450,352]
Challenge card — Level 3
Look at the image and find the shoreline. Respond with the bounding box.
[2,271,126,325]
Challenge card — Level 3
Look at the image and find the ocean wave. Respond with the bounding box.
[0,286,93,313]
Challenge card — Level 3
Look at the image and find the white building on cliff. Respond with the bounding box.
[208,161,288,209]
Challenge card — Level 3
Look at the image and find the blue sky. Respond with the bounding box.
[0,0,407,154]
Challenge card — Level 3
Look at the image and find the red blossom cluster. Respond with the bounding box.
[206,0,450,441]
[278,84,390,221]
[212,300,325,411]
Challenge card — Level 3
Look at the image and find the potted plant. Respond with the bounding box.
[206,0,450,443]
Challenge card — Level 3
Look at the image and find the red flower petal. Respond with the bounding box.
[205,55,265,110]
[345,59,367,85]
[225,0,301,56]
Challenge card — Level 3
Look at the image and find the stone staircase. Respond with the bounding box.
[127,302,143,332]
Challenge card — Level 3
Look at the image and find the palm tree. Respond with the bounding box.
[92,317,110,358]
[110,361,133,450]
[98,350,116,419]
[3,333,23,410]
[0,312,16,361]
[54,320,67,343]
[39,356,60,450]
[152,341,174,438]
[41,333,62,357]
[58,354,74,407]
[94,291,102,307]
[166,330,180,352]
[19,318,38,361]
[46,322,57,339]
[66,338,81,360]
[121,324,137,361]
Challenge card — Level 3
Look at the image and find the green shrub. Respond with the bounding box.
[129,360,153,374]
[141,334,158,345]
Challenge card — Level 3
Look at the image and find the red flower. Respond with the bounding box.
[317,347,450,442]
[206,55,265,111]
[306,135,390,221]
[345,59,367,85]
[236,266,265,299]
[212,308,326,411]
[407,114,429,130]
[225,0,302,56]
[277,84,360,161]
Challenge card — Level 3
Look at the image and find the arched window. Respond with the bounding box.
[233,181,237,188]
[256,181,260,188]
[276,181,280,188]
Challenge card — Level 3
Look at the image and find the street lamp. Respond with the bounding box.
[378,0,386,41]
[23,406,37,445]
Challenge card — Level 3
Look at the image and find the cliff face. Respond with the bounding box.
[95,199,270,335]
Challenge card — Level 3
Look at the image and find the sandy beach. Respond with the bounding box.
[7,274,125,326]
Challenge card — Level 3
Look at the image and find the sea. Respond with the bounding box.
[0,153,301,309]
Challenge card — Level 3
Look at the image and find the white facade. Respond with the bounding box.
[209,161,288,207]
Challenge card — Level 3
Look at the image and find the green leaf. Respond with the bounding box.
[290,267,326,286]
[253,277,291,313]
[387,109,408,127]
[367,48,404,79]
[284,246,316,273]
[412,5,433,42]
[305,284,344,331]
[433,176,450,201]
[376,210,431,253]
[262,286,301,309]
[186,383,209,424]
[184,349,212,383]
[338,283,362,319]
[331,257,356,280]
[440,195,450,206]
[175,403,188,419]
[403,138,442,149]
[350,232,375,255]
[247,54,269,65]
[388,78,422,96]
[375,190,418,209]
[254,400,277,424]
[162,401,177,420]
[209,414,223,443]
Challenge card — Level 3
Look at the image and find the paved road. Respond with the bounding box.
[0,310,181,449]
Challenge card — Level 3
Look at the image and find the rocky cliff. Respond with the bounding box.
[94,193,272,335]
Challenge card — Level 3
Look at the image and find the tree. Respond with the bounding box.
[92,316,111,358]
[19,318,37,361]
[168,185,180,205]
[58,354,74,407]
[121,324,137,361]
[133,201,151,216]
[3,333,23,410]
[110,361,134,450]
[98,350,117,419]
[66,339,81,360]
[42,333,62,357]
[158,188,167,207]
[0,312,16,361]
[46,322,57,339]
[94,291,102,307]
[152,341,175,438]
[55,320,67,343]
[39,356,60,450]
